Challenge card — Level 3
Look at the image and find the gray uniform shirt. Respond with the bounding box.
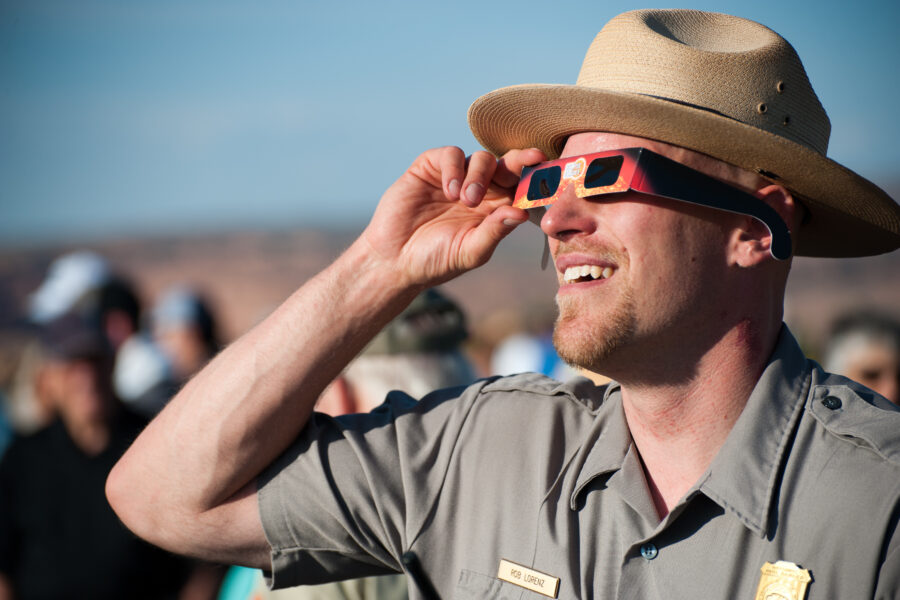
[258,327,900,599]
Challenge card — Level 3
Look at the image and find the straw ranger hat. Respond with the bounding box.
[468,9,900,258]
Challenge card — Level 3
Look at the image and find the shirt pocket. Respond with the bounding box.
[454,569,551,600]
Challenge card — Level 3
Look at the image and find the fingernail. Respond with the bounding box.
[502,218,524,227]
[465,183,484,204]
[448,179,460,198]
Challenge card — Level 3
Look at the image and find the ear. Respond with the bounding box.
[728,184,798,267]
[315,376,357,417]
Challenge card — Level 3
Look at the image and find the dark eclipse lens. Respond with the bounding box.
[584,155,624,189]
[527,166,561,200]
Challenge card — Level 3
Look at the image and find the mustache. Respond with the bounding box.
[552,241,627,265]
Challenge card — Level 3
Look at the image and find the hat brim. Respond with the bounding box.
[468,84,900,258]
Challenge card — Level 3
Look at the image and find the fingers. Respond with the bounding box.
[438,146,467,201]
[494,148,547,188]
[437,147,499,206]
[435,146,547,206]
[459,151,499,207]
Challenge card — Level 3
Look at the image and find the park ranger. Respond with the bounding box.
[107,9,900,599]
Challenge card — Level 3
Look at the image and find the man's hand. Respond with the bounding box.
[361,146,546,288]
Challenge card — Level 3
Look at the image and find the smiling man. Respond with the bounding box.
[107,9,900,600]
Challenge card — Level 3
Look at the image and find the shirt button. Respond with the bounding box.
[822,396,842,410]
[640,543,658,560]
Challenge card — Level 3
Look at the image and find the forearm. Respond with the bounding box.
[108,238,419,553]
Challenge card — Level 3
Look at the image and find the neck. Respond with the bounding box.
[618,317,781,518]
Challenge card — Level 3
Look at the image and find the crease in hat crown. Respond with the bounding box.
[575,9,830,154]
[467,8,900,258]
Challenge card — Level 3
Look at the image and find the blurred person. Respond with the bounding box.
[219,288,475,600]
[4,251,114,436]
[77,270,175,418]
[0,313,201,599]
[108,10,900,598]
[152,285,222,384]
[823,310,900,405]
[22,250,174,419]
[316,287,474,416]
[81,275,142,352]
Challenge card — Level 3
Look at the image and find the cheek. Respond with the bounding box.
[665,213,731,272]
[630,212,728,305]
[622,206,688,272]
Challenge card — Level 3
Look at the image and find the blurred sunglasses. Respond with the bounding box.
[514,147,791,260]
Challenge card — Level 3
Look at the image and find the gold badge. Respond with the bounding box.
[754,561,812,600]
[497,559,560,598]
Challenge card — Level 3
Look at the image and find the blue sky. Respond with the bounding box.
[1,0,898,244]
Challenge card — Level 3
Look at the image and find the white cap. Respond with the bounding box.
[28,251,111,323]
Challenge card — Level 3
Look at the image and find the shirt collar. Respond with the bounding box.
[569,382,631,510]
[568,325,813,536]
[698,325,812,537]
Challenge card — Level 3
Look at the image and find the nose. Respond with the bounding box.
[539,187,597,241]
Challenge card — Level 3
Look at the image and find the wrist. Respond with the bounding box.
[333,237,424,320]
[347,230,426,297]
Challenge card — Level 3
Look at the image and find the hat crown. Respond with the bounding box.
[577,9,830,154]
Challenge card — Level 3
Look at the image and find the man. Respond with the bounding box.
[107,9,900,599]
[0,313,202,599]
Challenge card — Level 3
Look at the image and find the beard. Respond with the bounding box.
[552,283,637,373]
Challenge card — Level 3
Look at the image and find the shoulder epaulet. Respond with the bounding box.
[808,369,900,466]
[480,372,610,412]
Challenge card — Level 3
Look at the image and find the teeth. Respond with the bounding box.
[563,265,615,283]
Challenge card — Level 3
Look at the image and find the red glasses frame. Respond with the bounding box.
[514,147,791,260]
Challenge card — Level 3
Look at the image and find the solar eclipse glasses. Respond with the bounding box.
[514,147,792,260]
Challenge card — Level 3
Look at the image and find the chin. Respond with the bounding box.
[552,289,637,372]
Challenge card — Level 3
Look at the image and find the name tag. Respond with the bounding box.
[497,559,559,598]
